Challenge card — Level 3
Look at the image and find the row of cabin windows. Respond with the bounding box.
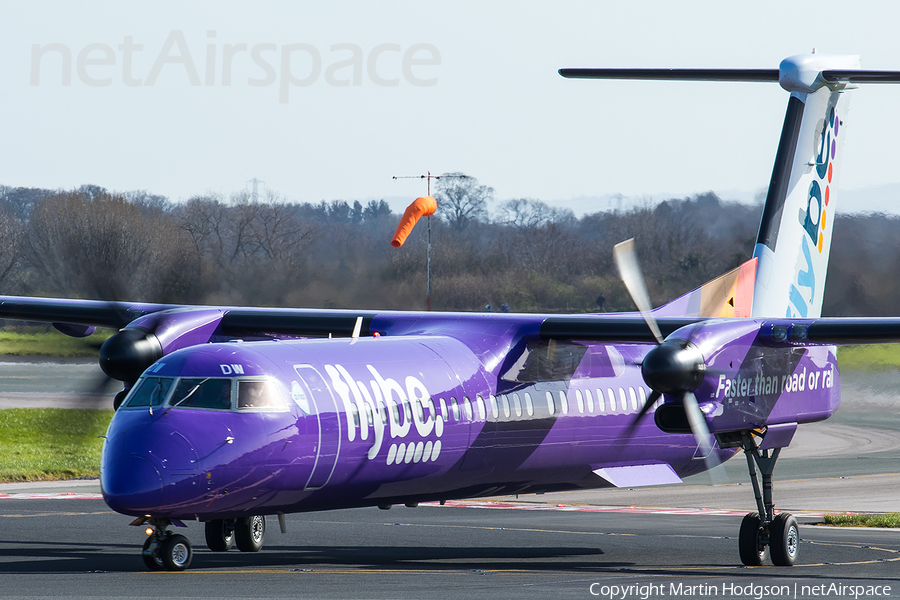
[347,386,651,428]
[544,386,650,415]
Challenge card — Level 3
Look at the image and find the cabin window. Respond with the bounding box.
[629,387,638,411]
[414,398,425,423]
[427,398,436,423]
[171,378,232,410]
[546,391,555,415]
[463,396,473,420]
[558,390,568,415]
[597,388,606,412]
[524,392,534,416]
[489,394,499,419]
[390,402,401,424]
[512,393,522,417]
[450,397,460,421]
[575,389,585,413]
[403,400,412,423]
[350,402,360,426]
[238,380,285,410]
[585,389,594,413]
[618,387,627,412]
[125,377,174,408]
[608,388,616,413]
[501,395,511,418]
[439,398,448,421]
[476,394,486,420]
[364,402,375,426]
[639,387,647,408]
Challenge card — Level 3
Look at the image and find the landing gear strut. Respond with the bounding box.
[736,431,798,566]
[140,517,193,571]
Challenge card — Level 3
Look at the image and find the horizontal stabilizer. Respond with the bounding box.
[822,70,900,83]
[559,68,779,82]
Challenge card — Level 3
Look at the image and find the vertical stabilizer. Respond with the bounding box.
[750,54,858,318]
[560,55,900,319]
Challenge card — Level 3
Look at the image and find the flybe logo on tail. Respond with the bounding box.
[789,95,841,319]
[800,101,839,254]
[323,364,444,464]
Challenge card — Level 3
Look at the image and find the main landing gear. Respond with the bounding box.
[205,516,266,553]
[732,430,799,567]
[135,515,267,571]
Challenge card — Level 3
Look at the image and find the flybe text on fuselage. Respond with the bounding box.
[324,363,444,463]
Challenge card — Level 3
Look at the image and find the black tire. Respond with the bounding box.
[770,513,799,566]
[235,515,266,553]
[205,519,235,552]
[141,536,164,571]
[738,512,769,566]
[160,534,193,571]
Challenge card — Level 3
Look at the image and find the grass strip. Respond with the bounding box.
[836,344,900,373]
[0,329,112,357]
[823,513,900,528]
[0,408,113,482]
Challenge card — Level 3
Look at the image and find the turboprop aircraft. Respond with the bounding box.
[3,53,900,572]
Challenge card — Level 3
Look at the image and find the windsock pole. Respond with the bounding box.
[426,174,432,311]
[391,171,467,310]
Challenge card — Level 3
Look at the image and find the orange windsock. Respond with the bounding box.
[391,196,437,247]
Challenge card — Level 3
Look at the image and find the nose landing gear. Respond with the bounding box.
[138,517,193,571]
[734,430,799,567]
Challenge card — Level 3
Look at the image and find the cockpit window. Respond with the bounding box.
[124,377,174,408]
[170,378,232,410]
[238,380,285,410]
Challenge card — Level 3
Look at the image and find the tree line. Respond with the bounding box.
[0,178,897,316]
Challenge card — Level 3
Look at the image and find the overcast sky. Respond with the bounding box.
[3,1,900,214]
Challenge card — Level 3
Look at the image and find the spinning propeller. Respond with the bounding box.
[614,239,723,476]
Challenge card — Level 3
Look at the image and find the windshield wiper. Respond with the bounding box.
[162,378,209,417]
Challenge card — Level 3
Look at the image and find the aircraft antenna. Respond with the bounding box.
[392,171,468,311]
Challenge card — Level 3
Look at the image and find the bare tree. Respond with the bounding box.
[434,172,493,231]
[497,198,575,229]
[26,191,198,302]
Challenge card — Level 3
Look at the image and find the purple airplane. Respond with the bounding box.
[3,53,900,572]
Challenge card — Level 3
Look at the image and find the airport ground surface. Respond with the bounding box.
[0,360,898,599]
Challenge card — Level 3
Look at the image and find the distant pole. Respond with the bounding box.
[392,171,466,311]
[246,178,266,202]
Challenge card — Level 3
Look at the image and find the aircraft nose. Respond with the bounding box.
[101,454,164,515]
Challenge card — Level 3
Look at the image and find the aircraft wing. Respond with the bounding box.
[774,318,900,344]
[0,296,178,329]
[6,294,900,345]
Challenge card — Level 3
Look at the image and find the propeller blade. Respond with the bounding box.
[614,238,663,344]
[622,389,661,442]
[682,391,727,484]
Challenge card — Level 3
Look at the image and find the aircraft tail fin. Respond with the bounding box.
[562,54,900,319]
[751,55,860,318]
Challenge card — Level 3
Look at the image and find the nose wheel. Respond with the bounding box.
[139,518,193,571]
[735,431,798,567]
